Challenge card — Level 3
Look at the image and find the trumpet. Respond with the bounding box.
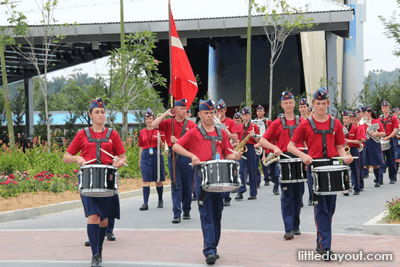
[263,152,279,167]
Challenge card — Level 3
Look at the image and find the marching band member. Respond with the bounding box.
[351,112,365,191]
[138,108,166,210]
[343,110,361,195]
[260,91,305,240]
[356,107,369,179]
[359,105,386,187]
[379,101,399,184]
[216,99,239,206]
[233,112,243,126]
[392,108,400,176]
[151,98,197,223]
[186,108,192,118]
[308,106,313,117]
[299,98,313,205]
[235,106,260,200]
[255,105,272,186]
[172,99,241,265]
[287,87,352,259]
[63,98,127,267]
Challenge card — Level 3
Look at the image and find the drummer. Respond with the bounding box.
[235,106,260,200]
[287,87,352,259]
[343,110,362,195]
[379,101,399,184]
[255,105,272,186]
[215,99,239,206]
[152,98,197,223]
[359,105,386,187]
[138,108,166,210]
[63,97,127,267]
[260,91,305,240]
[172,99,241,264]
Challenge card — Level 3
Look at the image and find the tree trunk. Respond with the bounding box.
[44,90,51,153]
[268,58,274,119]
[0,45,15,149]
[122,111,128,141]
[245,0,252,107]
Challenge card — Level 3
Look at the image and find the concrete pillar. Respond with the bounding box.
[24,78,34,139]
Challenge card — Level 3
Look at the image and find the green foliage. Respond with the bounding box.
[385,196,400,223]
[380,0,400,57]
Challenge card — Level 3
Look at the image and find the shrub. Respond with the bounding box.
[385,196,400,223]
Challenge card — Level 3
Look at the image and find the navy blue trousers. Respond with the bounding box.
[195,169,223,256]
[107,217,115,233]
[280,182,304,232]
[349,147,360,192]
[168,154,193,218]
[380,138,397,182]
[308,168,336,250]
[359,148,365,189]
[269,161,280,192]
[238,145,257,196]
[259,154,270,182]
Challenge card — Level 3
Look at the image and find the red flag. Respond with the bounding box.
[169,11,198,109]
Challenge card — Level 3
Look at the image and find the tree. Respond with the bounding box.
[380,0,400,57]
[0,0,28,149]
[5,0,76,153]
[253,0,314,118]
[108,31,166,140]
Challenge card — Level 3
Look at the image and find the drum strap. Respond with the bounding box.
[281,115,300,138]
[307,117,335,158]
[84,127,113,164]
[197,124,223,160]
[263,118,268,130]
[380,114,392,133]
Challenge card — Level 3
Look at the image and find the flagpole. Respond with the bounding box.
[169,0,178,190]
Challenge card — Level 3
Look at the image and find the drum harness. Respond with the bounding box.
[380,114,393,143]
[84,127,113,164]
[280,115,300,191]
[197,124,223,205]
[307,116,335,205]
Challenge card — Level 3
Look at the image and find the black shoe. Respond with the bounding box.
[215,252,220,259]
[353,191,360,195]
[99,247,102,263]
[235,192,243,200]
[182,213,190,220]
[264,181,270,186]
[284,230,294,240]
[192,195,197,201]
[390,180,395,184]
[375,183,380,187]
[139,203,148,211]
[223,200,231,206]
[273,189,280,195]
[85,240,90,247]
[380,180,383,185]
[308,200,313,206]
[157,201,163,208]
[293,229,301,235]
[316,245,334,261]
[248,195,257,200]
[246,181,250,186]
[360,188,364,192]
[301,202,304,208]
[172,217,181,224]
[343,193,349,196]
[106,232,116,241]
[205,253,217,265]
[91,254,101,267]
[364,175,369,179]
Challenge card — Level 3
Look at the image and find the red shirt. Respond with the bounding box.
[237,122,260,145]
[263,116,305,152]
[344,124,361,148]
[220,117,238,134]
[176,127,233,162]
[158,118,197,147]
[67,128,126,164]
[138,129,166,150]
[380,115,399,136]
[358,119,385,144]
[291,116,345,159]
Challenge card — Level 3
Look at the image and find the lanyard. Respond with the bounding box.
[146,129,155,147]
[242,121,252,140]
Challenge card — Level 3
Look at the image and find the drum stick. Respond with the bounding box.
[252,134,263,138]
[312,157,358,162]
[297,147,307,150]
[280,153,292,159]
[189,161,205,166]
[85,158,97,165]
[100,148,128,166]
[228,148,247,160]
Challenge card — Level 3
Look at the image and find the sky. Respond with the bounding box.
[2,0,400,80]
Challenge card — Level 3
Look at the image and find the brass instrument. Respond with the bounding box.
[358,143,364,152]
[343,126,349,135]
[263,152,279,167]
[344,145,351,156]
[359,116,380,143]
[234,133,250,153]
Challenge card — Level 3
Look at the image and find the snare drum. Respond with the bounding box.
[279,158,307,183]
[311,165,350,195]
[381,140,391,151]
[79,164,119,197]
[199,160,240,192]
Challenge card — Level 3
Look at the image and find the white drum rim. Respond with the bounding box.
[315,190,349,195]
[80,164,117,170]
[202,159,237,164]
[280,179,307,183]
[279,158,303,163]
[312,165,349,172]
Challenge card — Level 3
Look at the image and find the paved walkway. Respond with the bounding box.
[0,173,399,266]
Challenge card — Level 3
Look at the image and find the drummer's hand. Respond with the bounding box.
[113,157,125,169]
[170,136,178,144]
[235,151,243,160]
[273,148,282,157]
[343,155,353,165]
[191,155,201,166]
[301,154,313,166]
[76,156,86,166]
